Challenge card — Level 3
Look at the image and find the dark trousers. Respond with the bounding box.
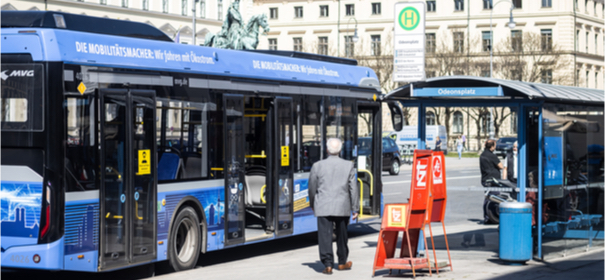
[317,216,349,267]
[482,181,499,222]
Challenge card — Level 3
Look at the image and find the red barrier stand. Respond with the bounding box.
[425,151,453,273]
[372,150,433,278]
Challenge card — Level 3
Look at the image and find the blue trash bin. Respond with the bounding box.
[499,202,532,265]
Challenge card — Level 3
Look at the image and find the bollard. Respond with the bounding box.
[499,202,532,265]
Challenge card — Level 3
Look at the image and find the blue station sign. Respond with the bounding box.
[412,86,503,97]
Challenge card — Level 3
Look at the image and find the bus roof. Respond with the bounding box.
[1,11,380,90]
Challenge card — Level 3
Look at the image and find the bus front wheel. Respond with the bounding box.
[168,206,201,271]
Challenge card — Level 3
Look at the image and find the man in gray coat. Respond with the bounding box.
[309,138,359,275]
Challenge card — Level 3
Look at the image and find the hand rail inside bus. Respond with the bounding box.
[357,169,374,219]
[245,151,267,158]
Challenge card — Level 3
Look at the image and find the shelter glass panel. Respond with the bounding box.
[540,104,604,259]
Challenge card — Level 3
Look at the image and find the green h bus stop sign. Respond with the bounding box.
[393,2,426,83]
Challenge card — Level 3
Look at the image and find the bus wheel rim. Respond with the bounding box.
[175,218,196,262]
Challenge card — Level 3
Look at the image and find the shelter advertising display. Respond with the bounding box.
[393,2,426,83]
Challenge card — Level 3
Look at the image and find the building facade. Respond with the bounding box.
[2,0,230,44]
[252,0,604,90]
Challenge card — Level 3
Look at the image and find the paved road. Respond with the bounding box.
[382,156,485,225]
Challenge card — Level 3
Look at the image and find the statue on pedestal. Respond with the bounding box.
[205,0,269,50]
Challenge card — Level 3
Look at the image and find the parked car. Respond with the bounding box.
[358,137,402,175]
[495,137,517,158]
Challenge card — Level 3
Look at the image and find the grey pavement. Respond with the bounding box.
[144,156,603,279]
[145,220,604,280]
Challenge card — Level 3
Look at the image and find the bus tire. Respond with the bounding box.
[168,206,201,271]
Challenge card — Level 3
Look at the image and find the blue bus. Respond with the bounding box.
[1,11,402,272]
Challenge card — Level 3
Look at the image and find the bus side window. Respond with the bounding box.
[65,97,97,191]
[157,99,214,181]
[325,96,356,160]
[182,104,207,179]
[301,96,322,172]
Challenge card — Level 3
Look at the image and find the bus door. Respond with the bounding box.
[270,97,294,236]
[357,102,382,216]
[223,94,246,246]
[100,89,157,270]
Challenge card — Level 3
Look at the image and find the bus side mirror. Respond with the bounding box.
[388,102,403,132]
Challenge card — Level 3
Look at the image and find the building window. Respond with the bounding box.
[122,0,128,8]
[576,30,580,51]
[596,34,599,54]
[513,0,521,8]
[482,31,492,52]
[318,37,328,55]
[483,0,492,9]
[426,112,436,126]
[345,36,355,57]
[427,0,436,12]
[586,31,589,53]
[218,0,223,20]
[586,71,590,87]
[585,0,589,12]
[511,30,522,51]
[372,3,381,15]
[270,8,278,19]
[595,1,598,15]
[541,69,553,84]
[453,111,463,134]
[596,72,599,88]
[453,32,464,53]
[426,33,436,53]
[142,0,149,10]
[346,4,354,16]
[454,0,464,11]
[182,0,188,15]
[293,37,303,52]
[371,35,381,56]
[575,0,579,10]
[100,0,107,5]
[200,0,206,18]
[541,29,552,51]
[163,0,169,13]
[268,38,277,50]
[294,6,303,18]
[542,0,552,8]
[320,5,329,17]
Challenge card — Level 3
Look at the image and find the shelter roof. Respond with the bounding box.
[384,76,604,105]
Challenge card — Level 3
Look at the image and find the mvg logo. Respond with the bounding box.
[1,70,35,81]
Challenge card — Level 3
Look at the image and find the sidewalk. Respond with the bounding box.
[147,220,604,280]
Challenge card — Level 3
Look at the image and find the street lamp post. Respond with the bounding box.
[489,0,516,78]
[346,17,359,57]
[489,0,515,139]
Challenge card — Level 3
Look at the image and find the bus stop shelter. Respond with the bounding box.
[383,76,604,260]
